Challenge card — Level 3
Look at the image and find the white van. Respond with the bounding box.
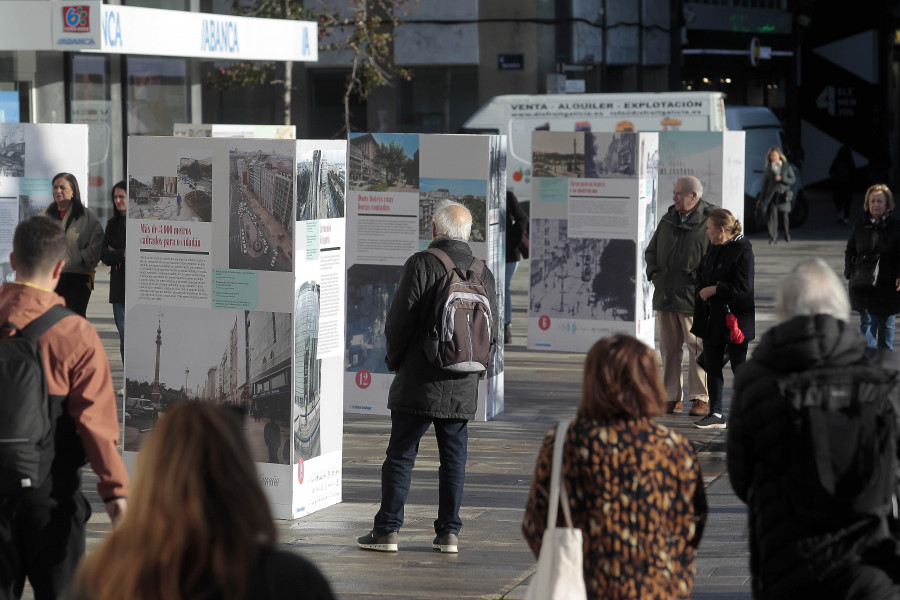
[461,92,727,203]
[724,106,807,230]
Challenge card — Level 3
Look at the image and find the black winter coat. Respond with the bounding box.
[844,213,900,316]
[506,192,528,263]
[384,237,498,420]
[728,315,900,597]
[100,213,126,304]
[690,235,755,344]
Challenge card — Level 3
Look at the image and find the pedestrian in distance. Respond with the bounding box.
[830,144,856,225]
[357,200,497,554]
[100,180,127,362]
[70,403,334,600]
[845,184,900,350]
[757,146,796,244]
[0,216,129,600]
[522,334,707,599]
[729,258,900,598]
[505,190,528,344]
[690,209,755,429]
[264,418,281,464]
[644,175,714,417]
[40,173,104,317]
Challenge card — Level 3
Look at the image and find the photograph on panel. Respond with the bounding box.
[418,178,488,247]
[293,279,322,462]
[297,147,346,221]
[345,263,403,375]
[124,306,293,465]
[228,145,293,272]
[529,219,635,321]
[532,131,585,178]
[348,133,419,192]
[0,125,25,177]
[585,132,637,178]
[128,175,196,221]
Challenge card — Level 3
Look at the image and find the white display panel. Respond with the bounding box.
[0,123,89,282]
[344,133,505,421]
[174,124,297,140]
[124,136,346,519]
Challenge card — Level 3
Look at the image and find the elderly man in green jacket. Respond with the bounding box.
[645,176,715,416]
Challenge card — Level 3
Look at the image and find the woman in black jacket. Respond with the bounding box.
[691,209,755,429]
[100,180,127,361]
[844,184,900,349]
[504,190,528,344]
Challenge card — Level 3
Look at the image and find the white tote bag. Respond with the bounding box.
[524,421,588,600]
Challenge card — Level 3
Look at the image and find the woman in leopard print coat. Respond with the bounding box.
[522,334,708,599]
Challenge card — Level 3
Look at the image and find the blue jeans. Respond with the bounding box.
[701,339,748,415]
[112,302,125,362]
[504,261,518,324]
[374,412,468,536]
[862,312,895,350]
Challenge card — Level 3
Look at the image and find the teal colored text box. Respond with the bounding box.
[212,269,259,310]
[19,178,52,196]
[537,178,568,203]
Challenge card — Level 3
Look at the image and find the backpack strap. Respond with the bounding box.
[426,247,484,276]
[16,305,76,344]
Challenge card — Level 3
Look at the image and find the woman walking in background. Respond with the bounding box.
[101,180,127,361]
[844,184,900,349]
[522,334,707,599]
[505,190,528,344]
[691,209,755,429]
[758,146,796,244]
[71,403,334,600]
[41,173,103,316]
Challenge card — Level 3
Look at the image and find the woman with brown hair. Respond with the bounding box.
[522,334,707,600]
[757,146,796,244]
[71,403,334,600]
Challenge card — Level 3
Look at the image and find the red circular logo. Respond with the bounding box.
[355,369,372,389]
[538,315,551,330]
[512,170,523,182]
[297,457,304,484]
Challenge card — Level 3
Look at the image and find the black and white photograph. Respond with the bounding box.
[418,178,488,246]
[346,264,402,375]
[0,125,25,177]
[294,279,322,462]
[19,194,48,221]
[586,132,637,179]
[529,219,635,321]
[349,133,419,192]
[229,145,294,272]
[124,306,293,465]
[532,132,585,178]
[129,175,207,221]
[297,147,346,221]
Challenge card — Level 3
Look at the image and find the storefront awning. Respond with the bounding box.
[0,1,318,62]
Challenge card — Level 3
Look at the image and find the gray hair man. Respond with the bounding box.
[644,175,715,416]
[357,200,497,554]
[728,258,900,597]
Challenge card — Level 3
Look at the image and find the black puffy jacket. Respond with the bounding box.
[728,315,900,597]
[844,213,900,316]
[384,237,498,420]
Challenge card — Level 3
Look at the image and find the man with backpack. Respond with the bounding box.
[728,258,900,599]
[0,216,129,600]
[357,200,497,555]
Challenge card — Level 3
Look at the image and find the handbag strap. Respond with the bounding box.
[547,421,575,529]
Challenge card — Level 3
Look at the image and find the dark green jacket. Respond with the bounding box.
[644,200,715,314]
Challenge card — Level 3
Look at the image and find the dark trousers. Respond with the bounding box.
[54,273,93,318]
[0,489,90,600]
[701,339,748,415]
[374,412,468,536]
[767,204,790,242]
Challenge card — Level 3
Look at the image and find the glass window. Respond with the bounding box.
[126,57,188,137]
[398,67,478,133]
[70,55,114,220]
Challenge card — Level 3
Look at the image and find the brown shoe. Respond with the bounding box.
[689,400,709,416]
[666,400,683,414]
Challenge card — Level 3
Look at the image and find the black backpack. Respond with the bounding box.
[0,304,73,495]
[777,363,900,521]
[422,248,493,373]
